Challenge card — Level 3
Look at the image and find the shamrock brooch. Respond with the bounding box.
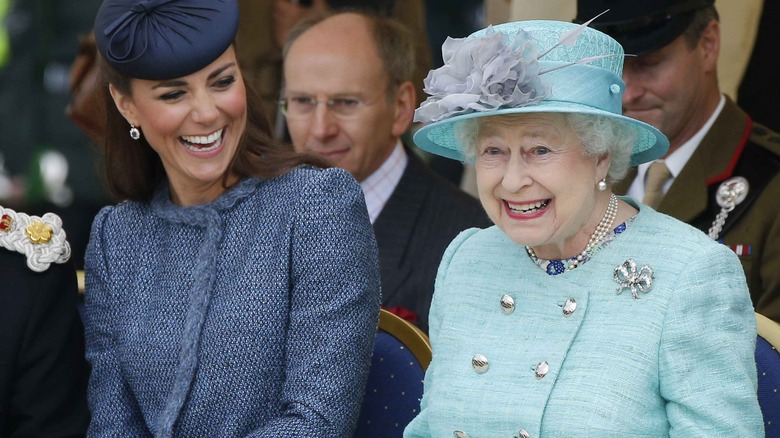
[614,259,654,299]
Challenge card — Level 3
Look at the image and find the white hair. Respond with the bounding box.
[455,113,637,183]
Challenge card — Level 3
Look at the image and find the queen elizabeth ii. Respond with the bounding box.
[404,19,763,437]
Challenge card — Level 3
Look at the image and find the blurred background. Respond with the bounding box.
[0,0,104,269]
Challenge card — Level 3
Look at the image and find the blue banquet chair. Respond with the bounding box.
[354,308,432,437]
[757,312,780,437]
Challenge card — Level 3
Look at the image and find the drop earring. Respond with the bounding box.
[597,178,607,191]
[129,125,141,140]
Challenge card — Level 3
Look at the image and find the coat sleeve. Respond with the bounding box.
[83,207,151,436]
[660,241,764,436]
[246,168,381,437]
[403,228,480,438]
[2,255,90,438]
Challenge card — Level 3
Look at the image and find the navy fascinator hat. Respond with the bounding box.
[95,0,239,80]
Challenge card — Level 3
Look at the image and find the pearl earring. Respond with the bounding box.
[129,125,141,140]
[597,179,607,191]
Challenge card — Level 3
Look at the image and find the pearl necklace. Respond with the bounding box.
[526,194,618,271]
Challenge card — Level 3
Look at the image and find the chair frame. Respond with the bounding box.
[757,312,780,348]
[77,269,86,295]
[378,309,432,371]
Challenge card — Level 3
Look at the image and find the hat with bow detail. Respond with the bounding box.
[413,19,669,166]
[95,0,239,80]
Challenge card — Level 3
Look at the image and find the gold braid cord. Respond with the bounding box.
[0,205,71,272]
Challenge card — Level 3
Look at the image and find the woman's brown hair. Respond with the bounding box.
[97,53,326,202]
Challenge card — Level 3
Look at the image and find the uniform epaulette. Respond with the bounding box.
[0,205,71,272]
[750,122,780,158]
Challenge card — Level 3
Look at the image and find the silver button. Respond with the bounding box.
[500,294,515,314]
[562,298,577,316]
[534,361,549,379]
[453,431,468,438]
[472,354,489,374]
[518,429,530,438]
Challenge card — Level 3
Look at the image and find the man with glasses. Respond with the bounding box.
[282,11,490,333]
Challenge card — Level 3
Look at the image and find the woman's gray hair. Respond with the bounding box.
[456,113,636,184]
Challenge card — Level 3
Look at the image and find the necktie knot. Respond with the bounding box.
[643,160,671,209]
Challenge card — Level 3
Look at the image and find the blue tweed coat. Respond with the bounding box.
[83,167,381,437]
[405,200,763,437]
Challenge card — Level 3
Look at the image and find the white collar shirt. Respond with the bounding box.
[627,95,726,200]
[359,140,408,224]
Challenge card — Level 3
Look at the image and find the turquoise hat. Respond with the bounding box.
[413,19,669,166]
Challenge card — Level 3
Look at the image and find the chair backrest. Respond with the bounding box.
[77,269,85,294]
[76,269,86,320]
[756,312,780,437]
[354,309,432,438]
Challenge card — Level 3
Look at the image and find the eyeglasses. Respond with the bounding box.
[278,95,370,119]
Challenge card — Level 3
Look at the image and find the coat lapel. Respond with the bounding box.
[658,98,748,222]
[372,150,430,303]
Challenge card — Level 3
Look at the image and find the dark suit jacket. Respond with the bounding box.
[0,251,89,437]
[614,98,780,321]
[373,150,491,332]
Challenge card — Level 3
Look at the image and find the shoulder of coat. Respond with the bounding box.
[750,122,780,157]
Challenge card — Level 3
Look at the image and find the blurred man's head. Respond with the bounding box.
[282,12,416,182]
[576,0,721,154]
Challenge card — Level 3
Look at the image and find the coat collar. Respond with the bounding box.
[151,177,260,226]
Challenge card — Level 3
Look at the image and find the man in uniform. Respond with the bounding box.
[576,0,780,320]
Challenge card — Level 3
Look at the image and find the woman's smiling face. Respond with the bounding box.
[110,46,247,206]
[475,113,610,258]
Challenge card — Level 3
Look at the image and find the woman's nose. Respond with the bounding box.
[502,158,533,192]
[191,92,220,124]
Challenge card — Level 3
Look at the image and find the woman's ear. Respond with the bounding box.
[108,83,138,126]
[596,152,611,182]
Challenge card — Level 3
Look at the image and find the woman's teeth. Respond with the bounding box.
[508,199,549,213]
[181,129,223,151]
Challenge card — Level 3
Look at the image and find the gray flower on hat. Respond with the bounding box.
[414,27,551,124]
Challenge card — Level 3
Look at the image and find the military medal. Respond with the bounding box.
[707,176,749,240]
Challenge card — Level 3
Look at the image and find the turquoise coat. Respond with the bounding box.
[405,201,763,437]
